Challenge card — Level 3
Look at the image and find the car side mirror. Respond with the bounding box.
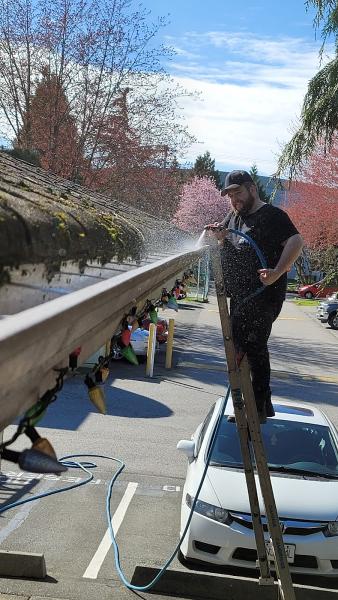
[177,439,195,461]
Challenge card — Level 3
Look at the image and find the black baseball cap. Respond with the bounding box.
[221,170,254,196]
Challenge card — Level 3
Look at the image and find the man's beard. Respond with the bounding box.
[237,191,255,216]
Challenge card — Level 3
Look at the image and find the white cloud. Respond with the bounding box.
[168,31,334,174]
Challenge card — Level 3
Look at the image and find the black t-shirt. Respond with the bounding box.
[220,204,299,303]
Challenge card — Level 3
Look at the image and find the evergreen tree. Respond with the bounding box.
[277,1,338,178]
[16,69,81,180]
[249,163,272,203]
[2,147,41,167]
[193,151,221,189]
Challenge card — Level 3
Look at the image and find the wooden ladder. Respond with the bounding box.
[212,248,296,600]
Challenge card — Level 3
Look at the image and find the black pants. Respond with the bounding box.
[230,297,283,412]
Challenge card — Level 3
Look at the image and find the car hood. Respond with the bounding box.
[206,467,338,521]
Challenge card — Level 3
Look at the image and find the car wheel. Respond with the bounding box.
[304,291,314,299]
[328,311,338,330]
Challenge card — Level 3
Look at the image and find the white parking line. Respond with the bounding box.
[83,481,138,579]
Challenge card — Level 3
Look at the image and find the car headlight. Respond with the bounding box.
[324,522,338,537]
[186,494,232,525]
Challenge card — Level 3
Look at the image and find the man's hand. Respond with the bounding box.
[258,268,282,286]
[205,223,228,243]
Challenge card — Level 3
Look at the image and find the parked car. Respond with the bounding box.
[298,282,338,299]
[111,328,151,360]
[177,397,338,576]
[327,292,338,302]
[316,300,338,330]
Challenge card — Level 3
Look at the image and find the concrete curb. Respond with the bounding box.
[0,595,29,600]
[0,596,70,600]
[0,551,46,579]
[131,566,338,599]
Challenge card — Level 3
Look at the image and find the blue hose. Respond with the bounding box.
[228,228,267,269]
[0,459,95,514]
[107,386,230,591]
[226,228,268,306]
[0,389,230,591]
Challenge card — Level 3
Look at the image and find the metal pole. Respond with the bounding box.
[146,323,156,377]
[165,319,175,369]
[203,252,210,301]
[196,259,201,301]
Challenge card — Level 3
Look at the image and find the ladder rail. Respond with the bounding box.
[229,386,273,583]
[213,251,272,583]
[239,358,296,600]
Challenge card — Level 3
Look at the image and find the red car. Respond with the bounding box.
[298,282,338,299]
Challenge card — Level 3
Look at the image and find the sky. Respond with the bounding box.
[142,0,331,175]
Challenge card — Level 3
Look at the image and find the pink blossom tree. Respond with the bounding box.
[173,176,230,234]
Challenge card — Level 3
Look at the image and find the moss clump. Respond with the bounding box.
[53,211,69,231]
[18,180,30,190]
[97,213,119,241]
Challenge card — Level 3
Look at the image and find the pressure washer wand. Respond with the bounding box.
[204,223,225,232]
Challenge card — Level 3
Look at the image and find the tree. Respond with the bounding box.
[283,141,338,281]
[86,89,188,218]
[16,69,81,179]
[0,0,194,186]
[193,151,221,189]
[173,177,230,235]
[249,164,272,203]
[277,0,338,178]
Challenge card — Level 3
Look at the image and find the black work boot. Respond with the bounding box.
[266,403,275,417]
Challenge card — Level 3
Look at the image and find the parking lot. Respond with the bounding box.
[1,294,338,600]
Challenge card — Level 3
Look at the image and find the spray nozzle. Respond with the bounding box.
[204,223,225,232]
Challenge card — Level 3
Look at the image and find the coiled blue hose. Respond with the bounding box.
[0,389,230,592]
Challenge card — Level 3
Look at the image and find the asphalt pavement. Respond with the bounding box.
[0,292,338,600]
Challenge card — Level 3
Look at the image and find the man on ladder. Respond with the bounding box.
[209,169,303,422]
[206,169,303,600]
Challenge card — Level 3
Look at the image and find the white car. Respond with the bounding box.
[111,328,156,359]
[177,397,338,577]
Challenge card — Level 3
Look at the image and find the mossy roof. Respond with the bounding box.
[0,152,192,271]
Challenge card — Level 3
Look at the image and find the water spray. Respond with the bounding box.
[196,229,207,247]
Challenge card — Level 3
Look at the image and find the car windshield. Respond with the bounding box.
[208,417,338,478]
